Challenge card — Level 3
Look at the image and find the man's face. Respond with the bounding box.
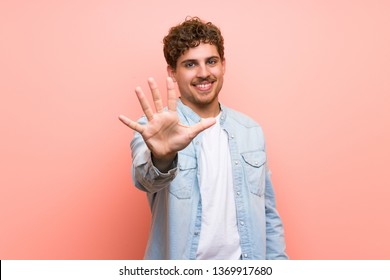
[168,43,226,117]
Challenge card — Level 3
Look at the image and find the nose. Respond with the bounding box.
[197,63,210,78]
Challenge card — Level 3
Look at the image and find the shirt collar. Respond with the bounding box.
[176,98,227,125]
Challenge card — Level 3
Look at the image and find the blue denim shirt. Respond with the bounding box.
[131,100,287,260]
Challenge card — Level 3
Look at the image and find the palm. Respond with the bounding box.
[142,110,195,158]
[119,77,215,160]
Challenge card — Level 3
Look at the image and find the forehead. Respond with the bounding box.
[178,43,220,62]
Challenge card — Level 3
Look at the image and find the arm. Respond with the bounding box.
[264,167,288,259]
[119,77,215,193]
[130,123,179,193]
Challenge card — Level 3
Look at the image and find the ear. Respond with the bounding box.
[167,66,177,82]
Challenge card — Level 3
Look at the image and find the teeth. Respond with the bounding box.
[196,83,211,88]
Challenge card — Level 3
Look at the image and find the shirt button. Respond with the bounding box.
[240,221,244,226]
[195,141,199,145]
[243,253,248,258]
[235,161,239,165]
[254,161,259,165]
[236,191,240,196]
[231,134,235,139]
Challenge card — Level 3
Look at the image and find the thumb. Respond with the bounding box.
[188,117,217,139]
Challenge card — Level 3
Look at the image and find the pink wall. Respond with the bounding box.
[1,0,389,259]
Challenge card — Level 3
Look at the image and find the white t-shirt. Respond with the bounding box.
[196,114,242,260]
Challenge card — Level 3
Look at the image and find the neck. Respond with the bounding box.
[180,99,221,118]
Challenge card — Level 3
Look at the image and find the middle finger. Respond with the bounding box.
[148,77,164,113]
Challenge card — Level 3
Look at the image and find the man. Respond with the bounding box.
[119,17,287,260]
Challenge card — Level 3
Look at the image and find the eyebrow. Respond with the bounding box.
[180,56,220,65]
[180,59,197,65]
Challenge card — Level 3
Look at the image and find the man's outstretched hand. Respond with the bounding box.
[119,77,216,172]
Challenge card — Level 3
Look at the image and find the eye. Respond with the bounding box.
[207,58,218,65]
[184,62,195,68]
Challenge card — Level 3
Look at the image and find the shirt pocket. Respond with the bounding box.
[241,150,267,197]
[169,153,197,199]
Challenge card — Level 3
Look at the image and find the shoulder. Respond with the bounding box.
[222,105,267,150]
[223,105,262,129]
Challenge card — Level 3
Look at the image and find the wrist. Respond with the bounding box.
[151,152,177,173]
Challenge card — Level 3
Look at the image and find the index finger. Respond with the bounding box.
[166,77,177,111]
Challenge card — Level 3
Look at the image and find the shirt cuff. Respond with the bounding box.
[150,153,178,178]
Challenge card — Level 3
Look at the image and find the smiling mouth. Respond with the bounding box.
[194,82,213,91]
[192,77,216,92]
